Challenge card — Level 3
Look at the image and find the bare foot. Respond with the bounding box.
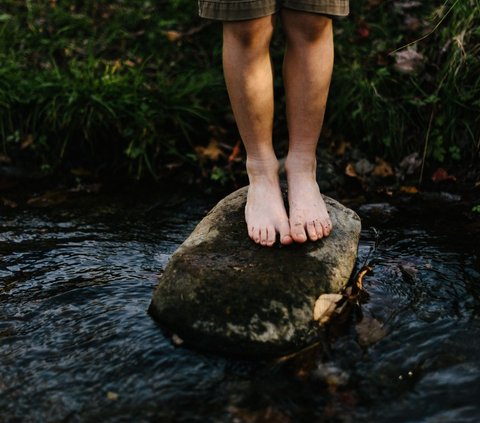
[285,157,332,243]
[245,158,293,247]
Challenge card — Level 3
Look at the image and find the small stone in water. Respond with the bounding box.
[172,333,184,346]
[107,391,119,401]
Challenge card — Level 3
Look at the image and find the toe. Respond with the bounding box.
[291,221,307,243]
[314,219,324,239]
[266,225,276,246]
[248,226,255,241]
[322,218,332,237]
[252,227,260,244]
[260,227,268,246]
[306,221,318,241]
[279,221,293,245]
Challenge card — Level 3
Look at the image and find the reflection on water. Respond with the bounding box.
[1,190,479,422]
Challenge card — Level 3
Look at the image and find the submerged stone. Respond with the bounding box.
[149,186,361,357]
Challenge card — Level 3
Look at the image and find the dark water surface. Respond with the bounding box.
[1,189,480,422]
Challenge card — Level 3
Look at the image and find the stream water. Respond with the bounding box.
[1,187,480,422]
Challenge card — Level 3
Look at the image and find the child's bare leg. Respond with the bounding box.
[282,10,334,243]
[223,16,292,246]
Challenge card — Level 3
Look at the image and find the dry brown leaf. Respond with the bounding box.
[165,30,182,42]
[404,16,421,31]
[20,134,34,150]
[171,333,184,346]
[106,391,119,401]
[431,167,456,182]
[228,140,242,162]
[399,185,419,194]
[70,168,92,177]
[0,197,18,208]
[0,154,11,164]
[372,158,394,178]
[313,293,343,324]
[356,316,387,347]
[345,163,358,178]
[195,139,224,162]
[358,23,370,39]
[26,191,67,207]
[227,406,290,423]
[335,140,351,156]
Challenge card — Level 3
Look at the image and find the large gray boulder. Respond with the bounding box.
[149,186,361,357]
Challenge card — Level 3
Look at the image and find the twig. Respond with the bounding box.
[389,0,460,55]
[419,106,435,186]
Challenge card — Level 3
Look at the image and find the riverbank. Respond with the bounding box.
[1,0,478,182]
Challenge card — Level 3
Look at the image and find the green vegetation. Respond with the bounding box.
[330,0,480,166]
[0,0,225,178]
[0,0,478,180]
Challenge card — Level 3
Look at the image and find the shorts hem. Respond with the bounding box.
[198,0,349,21]
[282,2,349,17]
[199,0,278,21]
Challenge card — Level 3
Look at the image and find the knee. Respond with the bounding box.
[223,16,275,49]
[283,13,332,44]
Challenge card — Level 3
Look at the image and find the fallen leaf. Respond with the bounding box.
[404,15,421,31]
[313,293,343,324]
[399,152,422,175]
[70,168,92,177]
[171,333,184,346]
[345,163,358,178]
[1,197,17,208]
[0,154,11,164]
[165,30,182,42]
[399,185,419,194]
[356,315,387,347]
[20,134,34,150]
[26,191,67,207]
[358,23,370,39]
[195,138,224,161]
[106,391,119,401]
[372,157,395,178]
[394,48,424,74]
[315,363,349,388]
[335,140,351,156]
[354,265,373,293]
[227,406,290,423]
[228,140,242,162]
[431,167,456,182]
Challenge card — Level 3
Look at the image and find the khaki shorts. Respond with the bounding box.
[198,0,349,21]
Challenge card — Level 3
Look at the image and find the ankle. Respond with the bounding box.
[285,154,317,177]
[246,156,280,182]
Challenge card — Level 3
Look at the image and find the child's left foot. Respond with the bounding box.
[286,158,332,243]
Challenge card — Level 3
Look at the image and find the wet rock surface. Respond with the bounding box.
[149,186,361,357]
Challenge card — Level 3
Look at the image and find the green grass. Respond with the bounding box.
[0,0,478,180]
[329,0,480,166]
[0,0,225,178]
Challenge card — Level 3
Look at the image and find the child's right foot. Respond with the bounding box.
[245,158,292,247]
